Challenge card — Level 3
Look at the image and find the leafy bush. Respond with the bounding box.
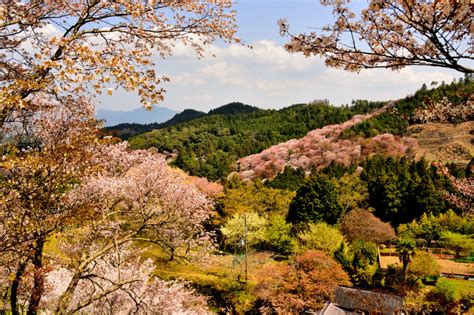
[298,222,344,255]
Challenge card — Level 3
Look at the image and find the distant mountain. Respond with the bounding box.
[105,102,257,139]
[105,109,206,139]
[97,106,177,126]
[161,109,206,127]
[208,102,260,116]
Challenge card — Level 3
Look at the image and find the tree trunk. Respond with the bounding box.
[26,237,45,315]
[401,255,409,276]
[56,272,82,314]
[10,259,28,315]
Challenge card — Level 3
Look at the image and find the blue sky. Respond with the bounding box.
[98,0,459,112]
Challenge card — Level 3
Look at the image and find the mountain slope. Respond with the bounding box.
[105,102,258,138]
[129,101,385,180]
[105,109,206,139]
[238,105,417,181]
[238,79,473,181]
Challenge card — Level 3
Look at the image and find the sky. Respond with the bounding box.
[97,0,460,112]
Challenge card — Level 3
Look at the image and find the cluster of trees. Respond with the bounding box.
[360,156,464,225]
[398,211,474,255]
[127,79,472,184]
[211,152,471,311]
[129,101,385,180]
[238,113,418,181]
[215,169,470,312]
[275,156,469,228]
[0,0,239,313]
[0,99,217,313]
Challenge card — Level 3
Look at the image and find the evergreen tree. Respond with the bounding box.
[287,175,343,225]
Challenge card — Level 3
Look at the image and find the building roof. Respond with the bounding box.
[333,286,403,315]
[318,302,359,315]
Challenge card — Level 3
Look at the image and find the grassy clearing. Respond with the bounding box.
[438,278,474,297]
[144,247,276,312]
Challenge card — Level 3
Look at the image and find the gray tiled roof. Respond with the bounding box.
[333,286,403,315]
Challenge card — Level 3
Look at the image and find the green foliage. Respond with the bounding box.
[342,79,473,138]
[297,222,344,255]
[396,236,416,275]
[382,265,408,294]
[408,251,440,280]
[264,166,305,191]
[439,231,474,257]
[221,213,268,250]
[435,279,461,305]
[446,162,466,179]
[220,211,296,256]
[398,210,474,248]
[361,156,454,225]
[436,210,474,235]
[434,279,474,313]
[349,99,387,114]
[208,102,260,116]
[331,172,368,211]
[263,215,296,255]
[334,242,350,270]
[218,180,295,218]
[287,175,343,225]
[321,160,357,179]
[129,102,377,180]
[341,111,409,138]
[348,240,378,287]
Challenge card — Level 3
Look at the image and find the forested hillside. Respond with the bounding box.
[129,100,385,180]
[105,102,260,139]
[341,78,473,139]
[238,79,473,181]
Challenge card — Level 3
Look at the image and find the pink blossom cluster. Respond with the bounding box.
[436,164,474,214]
[238,113,418,180]
[186,175,224,198]
[42,247,209,314]
[64,142,214,261]
[32,142,213,312]
[412,97,474,123]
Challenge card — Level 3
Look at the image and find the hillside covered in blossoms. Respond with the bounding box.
[1,1,473,314]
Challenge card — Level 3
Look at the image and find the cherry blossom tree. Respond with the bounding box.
[0,96,99,314]
[0,0,238,132]
[238,107,417,181]
[43,249,209,314]
[0,97,214,313]
[341,208,396,244]
[279,0,472,73]
[0,1,238,312]
[436,163,474,214]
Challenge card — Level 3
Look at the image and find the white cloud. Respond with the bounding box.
[98,39,459,112]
